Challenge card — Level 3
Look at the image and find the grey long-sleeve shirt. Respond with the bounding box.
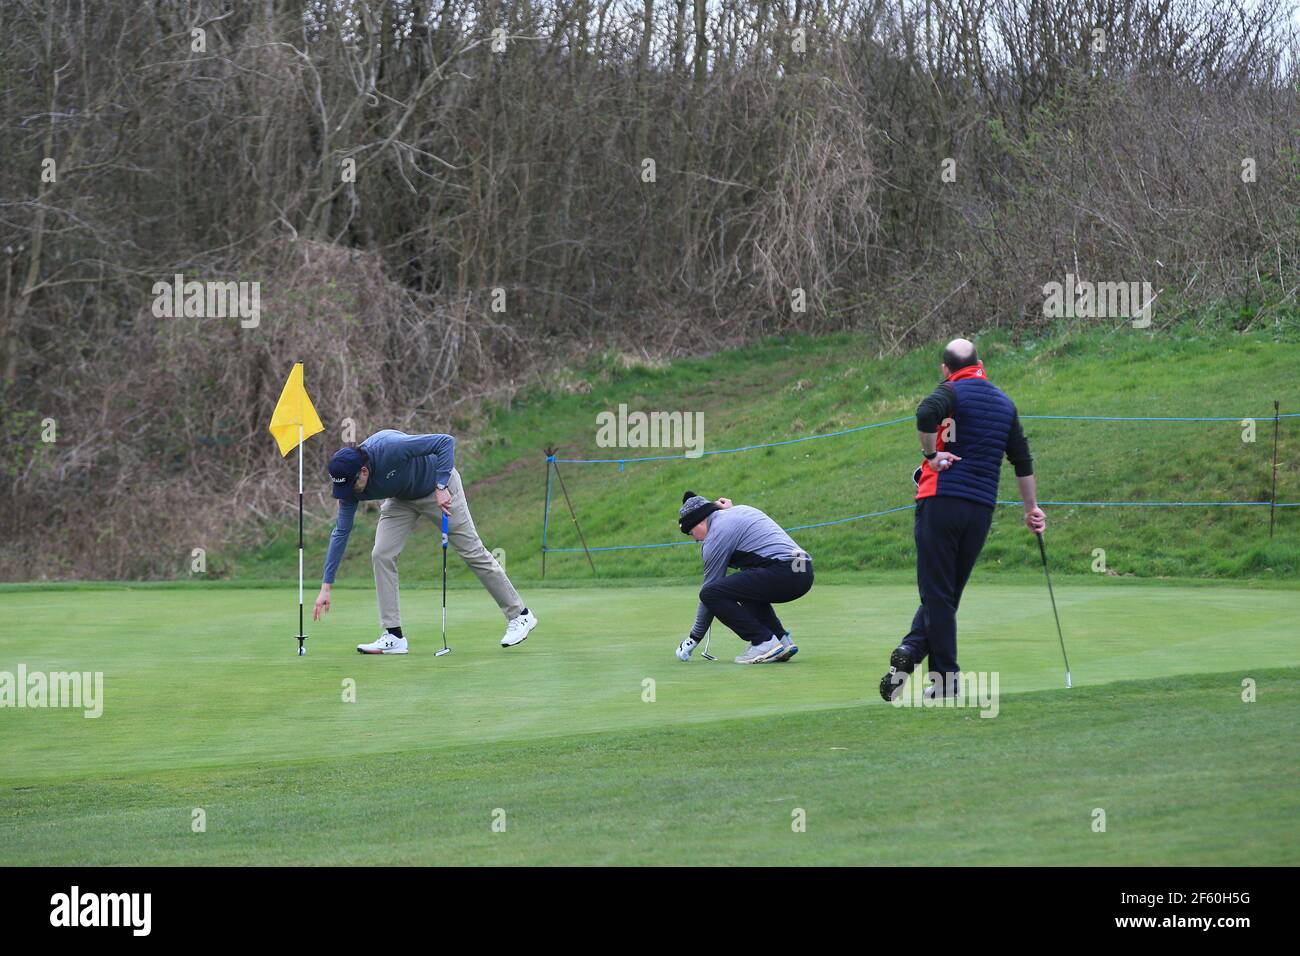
[690,505,807,637]
[322,430,455,584]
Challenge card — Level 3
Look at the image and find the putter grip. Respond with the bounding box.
[441,512,449,547]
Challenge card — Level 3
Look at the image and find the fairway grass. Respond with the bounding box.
[2,582,1298,865]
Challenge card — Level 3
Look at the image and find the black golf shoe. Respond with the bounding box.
[878,645,916,702]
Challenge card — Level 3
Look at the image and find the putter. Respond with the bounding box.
[437,512,451,657]
[1036,531,1071,688]
[700,626,716,661]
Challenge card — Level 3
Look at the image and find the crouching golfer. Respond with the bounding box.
[675,492,812,664]
[879,338,1043,700]
[312,429,537,654]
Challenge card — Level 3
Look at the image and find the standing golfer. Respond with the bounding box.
[312,429,537,654]
[675,492,812,664]
[879,338,1044,700]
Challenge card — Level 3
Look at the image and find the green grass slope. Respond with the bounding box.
[2,584,1297,865]
[234,320,1298,587]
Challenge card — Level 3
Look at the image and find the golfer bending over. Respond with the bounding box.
[879,338,1043,700]
[675,492,812,664]
[313,429,537,654]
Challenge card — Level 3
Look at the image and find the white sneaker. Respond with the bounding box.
[734,636,783,664]
[501,610,537,647]
[773,633,799,662]
[676,636,699,661]
[357,632,408,655]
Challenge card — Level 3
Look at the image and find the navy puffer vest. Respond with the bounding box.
[918,375,1016,508]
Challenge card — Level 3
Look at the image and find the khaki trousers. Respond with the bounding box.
[371,468,523,628]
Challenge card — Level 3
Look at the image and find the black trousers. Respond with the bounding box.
[701,560,814,644]
[901,496,993,686]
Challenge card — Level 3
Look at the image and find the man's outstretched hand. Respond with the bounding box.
[313,584,331,621]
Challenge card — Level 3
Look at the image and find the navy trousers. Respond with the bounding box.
[701,560,813,644]
[902,496,993,688]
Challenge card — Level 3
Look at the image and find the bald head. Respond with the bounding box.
[942,338,978,375]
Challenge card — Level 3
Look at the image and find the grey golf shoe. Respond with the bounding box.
[773,632,799,662]
[734,636,783,664]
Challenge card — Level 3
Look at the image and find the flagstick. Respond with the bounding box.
[297,423,306,657]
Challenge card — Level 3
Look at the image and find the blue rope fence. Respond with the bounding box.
[543,502,1298,554]
[551,412,1300,464]
[542,410,1294,557]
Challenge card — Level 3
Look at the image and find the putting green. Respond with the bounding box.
[1,581,1297,864]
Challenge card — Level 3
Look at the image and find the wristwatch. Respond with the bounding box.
[923,451,938,460]
[436,483,448,491]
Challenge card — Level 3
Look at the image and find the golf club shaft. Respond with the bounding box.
[1036,532,1072,687]
[441,512,449,650]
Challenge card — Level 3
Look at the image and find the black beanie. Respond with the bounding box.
[679,490,720,534]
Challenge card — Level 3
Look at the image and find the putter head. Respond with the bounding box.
[435,647,451,657]
[700,651,717,661]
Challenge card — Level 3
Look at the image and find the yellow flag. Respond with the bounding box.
[268,362,325,457]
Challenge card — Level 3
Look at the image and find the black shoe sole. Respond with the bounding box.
[878,647,915,702]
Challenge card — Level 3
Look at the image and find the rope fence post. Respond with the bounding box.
[541,451,556,578]
[1270,400,1280,539]
[551,455,597,576]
